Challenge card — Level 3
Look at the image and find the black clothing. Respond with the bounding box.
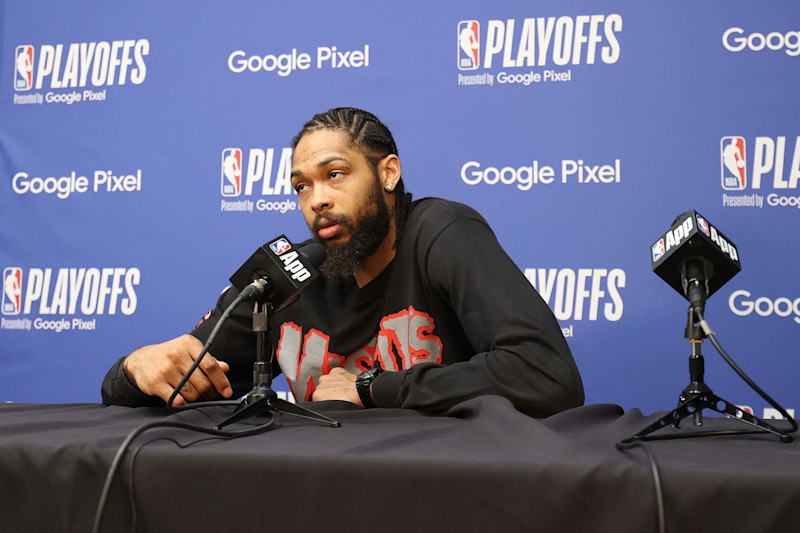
[102,198,584,416]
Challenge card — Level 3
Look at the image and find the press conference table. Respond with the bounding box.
[0,398,798,533]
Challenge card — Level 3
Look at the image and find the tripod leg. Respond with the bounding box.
[271,398,340,427]
[627,395,698,442]
[214,397,270,430]
[703,393,793,442]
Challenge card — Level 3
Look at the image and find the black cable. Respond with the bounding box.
[127,407,225,533]
[127,436,182,533]
[167,290,251,408]
[696,310,798,434]
[126,430,235,533]
[96,281,270,531]
[91,411,277,533]
[616,440,666,533]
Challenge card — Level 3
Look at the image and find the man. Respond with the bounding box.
[102,107,584,416]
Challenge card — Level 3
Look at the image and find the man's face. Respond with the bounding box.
[291,129,391,281]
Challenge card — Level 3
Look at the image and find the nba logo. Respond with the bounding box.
[2,268,23,315]
[651,239,665,262]
[269,238,292,255]
[458,21,480,70]
[721,136,746,190]
[696,215,710,237]
[221,148,242,197]
[15,45,34,91]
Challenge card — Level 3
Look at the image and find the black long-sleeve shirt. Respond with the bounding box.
[102,198,584,416]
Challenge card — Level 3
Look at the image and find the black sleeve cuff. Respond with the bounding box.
[100,356,163,407]
[369,370,403,409]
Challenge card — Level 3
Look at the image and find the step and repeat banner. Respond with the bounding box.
[2,1,798,418]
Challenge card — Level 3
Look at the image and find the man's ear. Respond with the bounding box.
[380,154,401,191]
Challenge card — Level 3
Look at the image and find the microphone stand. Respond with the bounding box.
[626,305,790,442]
[215,300,340,430]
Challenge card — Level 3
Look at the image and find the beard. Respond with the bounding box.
[311,178,391,283]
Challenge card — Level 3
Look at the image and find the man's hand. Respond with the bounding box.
[123,334,233,406]
[312,367,363,406]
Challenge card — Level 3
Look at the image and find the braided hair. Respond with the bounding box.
[292,107,413,246]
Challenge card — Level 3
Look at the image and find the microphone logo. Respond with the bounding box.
[221,148,242,197]
[269,237,292,255]
[721,136,747,190]
[651,239,665,262]
[458,21,480,70]
[2,268,23,315]
[696,214,711,237]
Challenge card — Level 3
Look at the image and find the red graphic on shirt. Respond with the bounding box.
[194,310,213,329]
[275,306,442,401]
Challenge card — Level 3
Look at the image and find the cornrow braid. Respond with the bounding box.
[292,107,413,247]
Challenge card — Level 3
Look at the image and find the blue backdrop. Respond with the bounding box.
[2,1,798,420]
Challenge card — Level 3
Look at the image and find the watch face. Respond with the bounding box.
[357,367,382,390]
[357,369,373,385]
[359,367,381,383]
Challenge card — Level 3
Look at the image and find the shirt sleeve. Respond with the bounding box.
[100,355,164,407]
[370,216,584,417]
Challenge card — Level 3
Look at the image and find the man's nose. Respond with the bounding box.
[310,183,333,213]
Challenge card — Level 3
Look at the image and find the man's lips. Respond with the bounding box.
[317,223,341,240]
[314,218,344,240]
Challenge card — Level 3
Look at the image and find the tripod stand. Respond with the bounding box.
[215,301,340,430]
[627,306,791,443]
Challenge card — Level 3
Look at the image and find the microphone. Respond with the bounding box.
[229,236,326,310]
[650,210,741,314]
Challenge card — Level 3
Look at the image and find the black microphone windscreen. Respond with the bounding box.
[298,242,326,269]
[229,235,322,308]
[650,210,742,301]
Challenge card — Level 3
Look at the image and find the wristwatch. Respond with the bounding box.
[356,366,383,408]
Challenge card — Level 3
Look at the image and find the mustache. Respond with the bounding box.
[311,212,354,235]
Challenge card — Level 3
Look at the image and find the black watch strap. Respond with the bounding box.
[356,367,383,408]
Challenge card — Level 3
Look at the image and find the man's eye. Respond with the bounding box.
[295,183,308,193]
[329,171,343,179]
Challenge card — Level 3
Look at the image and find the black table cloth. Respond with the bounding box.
[0,397,797,532]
